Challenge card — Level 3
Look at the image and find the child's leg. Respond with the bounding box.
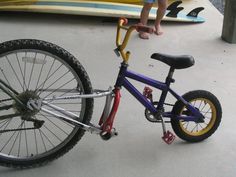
[154,0,167,35]
[139,2,153,39]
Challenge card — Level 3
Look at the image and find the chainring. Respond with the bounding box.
[144,101,162,123]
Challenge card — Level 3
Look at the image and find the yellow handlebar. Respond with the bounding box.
[115,17,154,63]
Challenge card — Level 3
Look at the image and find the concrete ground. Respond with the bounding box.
[210,0,225,14]
[0,0,236,177]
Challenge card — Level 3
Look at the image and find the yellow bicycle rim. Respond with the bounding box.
[179,98,217,136]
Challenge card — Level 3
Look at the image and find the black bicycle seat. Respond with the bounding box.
[151,53,195,69]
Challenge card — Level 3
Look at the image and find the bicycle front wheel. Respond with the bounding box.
[0,39,93,168]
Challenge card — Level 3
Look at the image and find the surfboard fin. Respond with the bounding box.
[167,1,182,11]
[187,7,205,18]
[166,1,184,18]
[166,7,184,18]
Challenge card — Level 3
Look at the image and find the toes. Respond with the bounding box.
[139,32,149,39]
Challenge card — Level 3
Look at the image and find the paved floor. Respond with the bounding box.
[0,0,236,177]
[210,0,225,14]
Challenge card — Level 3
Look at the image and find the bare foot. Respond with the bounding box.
[154,24,164,35]
[139,32,149,39]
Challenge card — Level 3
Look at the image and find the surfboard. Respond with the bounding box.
[89,0,194,6]
[0,0,205,22]
[0,0,193,5]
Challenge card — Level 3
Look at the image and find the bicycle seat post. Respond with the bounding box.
[156,67,175,113]
[165,67,175,86]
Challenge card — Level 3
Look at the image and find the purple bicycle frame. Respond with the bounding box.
[115,62,204,122]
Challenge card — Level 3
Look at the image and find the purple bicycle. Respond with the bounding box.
[0,18,222,168]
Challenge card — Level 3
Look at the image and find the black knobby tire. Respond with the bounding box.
[0,39,93,168]
[171,90,222,142]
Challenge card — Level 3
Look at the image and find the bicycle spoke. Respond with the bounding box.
[190,124,198,133]
[27,53,37,89]
[198,100,203,110]
[37,58,56,94]
[41,70,71,94]
[35,54,47,90]
[5,56,24,91]
[17,121,23,157]
[34,128,39,155]
[46,87,82,104]
[42,124,63,142]
[185,122,189,130]
[8,121,24,155]
[200,102,207,112]
[23,52,27,90]
[203,107,211,117]
[24,122,29,157]
[15,53,27,91]
[198,123,204,129]
[39,114,75,128]
[42,77,75,99]
[0,119,9,126]
[39,129,55,148]
[0,118,13,137]
[38,113,71,136]
[38,128,47,152]
[0,122,23,153]
[0,67,12,89]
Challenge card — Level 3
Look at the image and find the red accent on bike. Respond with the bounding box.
[162,131,175,144]
[101,88,121,133]
[143,86,153,101]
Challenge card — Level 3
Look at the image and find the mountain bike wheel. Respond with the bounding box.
[0,39,93,168]
[171,90,222,142]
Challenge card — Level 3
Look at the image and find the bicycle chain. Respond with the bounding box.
[0,98,12,103]
[0,118,44,133]
[0,127,39,133]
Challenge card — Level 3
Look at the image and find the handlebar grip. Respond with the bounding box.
[136,25,154,34]
[119,17,128,25]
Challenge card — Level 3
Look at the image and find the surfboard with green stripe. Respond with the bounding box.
[0,0,205,22]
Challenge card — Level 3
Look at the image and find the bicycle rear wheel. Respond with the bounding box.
[0,39,93,168]
[171,90,222,142]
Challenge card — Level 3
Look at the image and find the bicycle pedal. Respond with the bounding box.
[162,131,175,145]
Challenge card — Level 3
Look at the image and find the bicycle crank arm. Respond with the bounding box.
[41,108,102,134]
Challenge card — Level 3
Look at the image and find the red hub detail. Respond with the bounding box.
[162,131,175,144]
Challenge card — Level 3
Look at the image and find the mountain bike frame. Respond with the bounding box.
[0,18,204,143]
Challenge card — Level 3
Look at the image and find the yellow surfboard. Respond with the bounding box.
[0,0,193,6]
[88,0,193,5]
[0,0,205,22]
